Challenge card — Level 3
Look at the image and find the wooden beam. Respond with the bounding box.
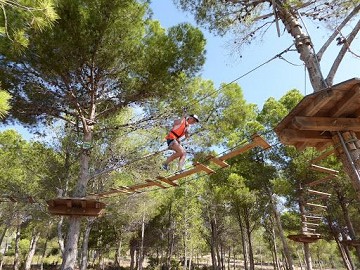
[310,149,335,164]
[194,162,215,175]
[168,167,201,182]
[330,85,360,117]
[293,116,360,132]
[156,176,178,187]
[252,134,271,150]
[219,141,256,161]
[307,189,331,197]
[310,164,338,175]
[127,182,154,191]
[304,228,317,231]
[145,179,166,189]
[301,90,333,116]
[208,155,229,168]
[279,129,332,144]
[302,222,320,226]
[306,203,327,209]
[305,215,323,219]
[305,175,335,187]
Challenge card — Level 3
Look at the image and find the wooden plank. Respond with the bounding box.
[168,167,201,182]
[305,215,323,219]
[252,134,271,150]
[127,182,154,191]
[293,116,360,132]
[219,142,257,161]
[80,200,87,208]
[208,155,229,168]
[301,90,333,116]
[48,205,104,216]
[156,176,178,187]
[307,189,331,197]
[314,142,333,152]
[310,164,338,175]
[330,85,360,117]
[304,228,317,231]
[279,129,332,144]
[145,179,166,189]
[194,162,215,175]
[310,149,335,164]
[302,222,320,226]
[305,175,335,187]
[66,200,72,208]
[306,203,327,209]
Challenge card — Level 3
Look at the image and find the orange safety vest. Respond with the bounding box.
[166,118,189,140]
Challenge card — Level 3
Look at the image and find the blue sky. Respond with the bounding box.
[150,1,360,107]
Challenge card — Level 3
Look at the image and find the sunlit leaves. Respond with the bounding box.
[0,89,11,118]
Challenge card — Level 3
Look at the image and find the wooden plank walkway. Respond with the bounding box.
[89,133,270,199]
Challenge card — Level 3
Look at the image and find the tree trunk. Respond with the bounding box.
[138,211,145,270]
[80,219,94,270]
[58,216,65,255]
[210,217,218,270]
[166,202,175,270]
[61,130,92,270]
[333,132,360,199]
[13,223,21,270]
[115,239,122,267]
[40,236,49,270]
[335,187,360,261]
[274,0,326,92]
[0,226,7,248]
[24,230,41,270]
[272,226,280,270]
[130,238,137,270]
[298,192,313,270]
[235,207,248,270]
[244,207,254,270]
[269,192,294,270]
[326,215,354,270]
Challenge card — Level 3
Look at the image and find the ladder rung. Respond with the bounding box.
[306,203,327,209]
[207,155,229,168]
[310,164,338,175]
[307,189,331,197]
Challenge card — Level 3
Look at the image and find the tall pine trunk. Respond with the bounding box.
[244,207,254,270]
[13,223,21,270]
[24,230,41,270]
[61,130,92,270]
[326,215,354,270]
[80,219,94,270]
[268,191,294,270]
[235,207,248,270]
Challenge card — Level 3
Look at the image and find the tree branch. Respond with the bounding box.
[326,17,360,85]
[317,4,360,61]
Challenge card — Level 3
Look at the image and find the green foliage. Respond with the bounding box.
[0,89,11,119]
[0,0,206,127]
[0,0,58,51]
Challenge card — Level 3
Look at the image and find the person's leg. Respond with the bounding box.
[164,140,185,167]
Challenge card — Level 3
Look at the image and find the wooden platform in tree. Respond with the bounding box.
[275,78,360,150]
[288,233,321,243]
[47,198,106,216]
[89,134,270,199]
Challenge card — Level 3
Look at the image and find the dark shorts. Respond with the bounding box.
[167,139,177,147]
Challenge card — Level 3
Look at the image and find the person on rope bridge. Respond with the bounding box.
[162,111,199,173]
